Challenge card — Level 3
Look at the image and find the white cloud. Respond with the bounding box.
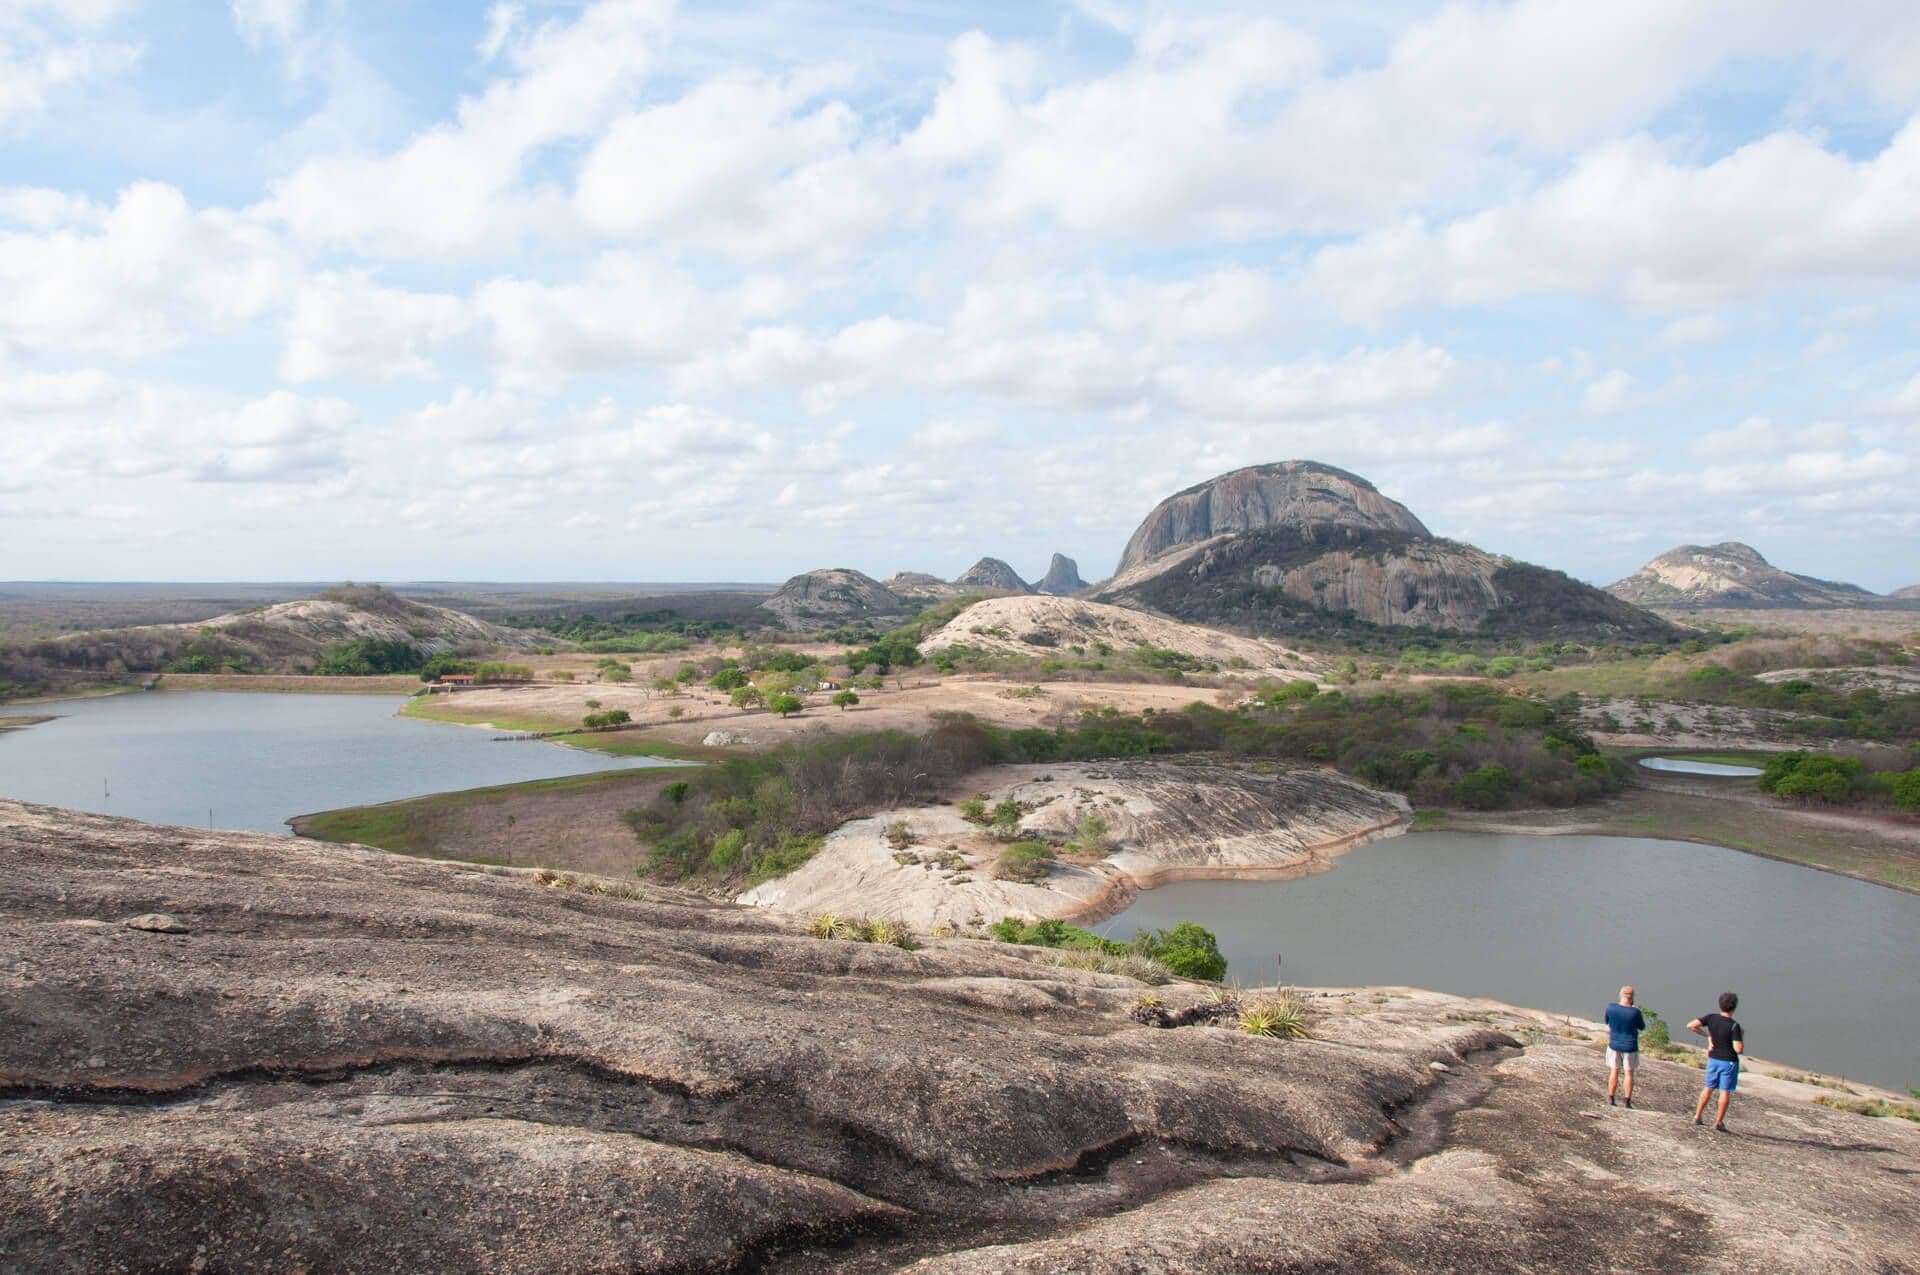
[280,271,468,382]
[1306,123,1920,320]
[1578,370,1637,417]
[1163,340,1459,421]
[0,1,139,130]
[477,3,521,62]
[1656,313,1728,348]
[577,67,902,259]
[229,0,307,49]
[265,0,673,253]
[0,182,288,356]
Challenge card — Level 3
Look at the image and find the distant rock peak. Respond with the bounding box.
[1036,554,1087,596]
[1117,460,1430,576]
[1608,543,1876,609]
[953,557,1031,593]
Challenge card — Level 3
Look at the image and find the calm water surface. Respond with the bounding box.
[1639,757,1764,777]
[0,691,667,834]
[1107,831,1919,1090]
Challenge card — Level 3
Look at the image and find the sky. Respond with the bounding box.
[3,1,1919,591]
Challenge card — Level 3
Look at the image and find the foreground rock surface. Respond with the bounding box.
[3,799,1917,1273]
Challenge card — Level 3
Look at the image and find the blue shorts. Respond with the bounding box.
[1705,1058,1739,1092]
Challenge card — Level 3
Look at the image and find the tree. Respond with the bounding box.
[831,689,860,711]
[1152,921,1226,981]
[582,708,631,729]
[1454,764,1511,810]
[768,693,804,717]
[730,685,765,709]
[710,667,749,692]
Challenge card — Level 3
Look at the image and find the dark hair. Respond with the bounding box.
[1718,991,1738,1014]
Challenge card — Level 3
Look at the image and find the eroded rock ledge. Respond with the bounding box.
[2,799,1915,1273]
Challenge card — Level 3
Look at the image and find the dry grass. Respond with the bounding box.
[1814,1095,1920,1122]
[528,868,646,901]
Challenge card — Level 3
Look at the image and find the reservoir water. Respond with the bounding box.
[0,691,667,834]
[1639,756,1764,777]
[1106,831,1919,1091]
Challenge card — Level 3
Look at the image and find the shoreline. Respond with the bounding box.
[1053,812,1413,926]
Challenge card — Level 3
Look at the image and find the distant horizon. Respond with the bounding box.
[6,4,1918,590]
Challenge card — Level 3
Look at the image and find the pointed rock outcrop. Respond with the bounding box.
[1036,554,1088,596]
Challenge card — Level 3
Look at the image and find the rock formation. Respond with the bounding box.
[1117,461,1429,576]
[757,568,904,629]
[1102,462,1674,640]
[921,595,1324,675]
[1608,543,1879,608]
[1893,584,1920,600]
[882,572,973,604]
[741,760,1407,928]
[5,799,1916,1272]
[20,583,548,694]
[1035,553,1088,595]
[952,557,1032,593]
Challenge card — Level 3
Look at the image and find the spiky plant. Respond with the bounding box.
[805,913,845,939]
[1239,991,1312,1039]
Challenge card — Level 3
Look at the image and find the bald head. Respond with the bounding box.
[1620,986,1635,1005]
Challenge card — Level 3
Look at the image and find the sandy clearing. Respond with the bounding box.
[419,673,1244,749]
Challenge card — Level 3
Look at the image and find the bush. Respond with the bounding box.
[832,689,861,711]
[1152,921,1227,981]
[768,692,804,717]
[581,708,631,729]
[710,667,749,691]
[992,840,1056,882]
[1759,751,1865,803]
[730,685,765,709]
[314,637,424,676]
[958,797,987,823]
[473,662,534,684]
[1455,764,1511,809]
[990,800,1022,838]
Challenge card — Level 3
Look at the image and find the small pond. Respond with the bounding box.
[0,691,670,835]
[1639,756,1764,777]
[1105,831,1919,1090]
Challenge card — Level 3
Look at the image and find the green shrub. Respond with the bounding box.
[1152,921,1227,981]
[832,689,861,711]
[581,708,631,729]
[958,797,987,823]
[992,840,1055,882]
[768,692,804,717]
[710,667,749,691]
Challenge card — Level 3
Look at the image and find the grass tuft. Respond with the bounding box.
[1238,989,1313,1039]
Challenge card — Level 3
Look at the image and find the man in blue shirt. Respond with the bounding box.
[1604,985,1647,1108]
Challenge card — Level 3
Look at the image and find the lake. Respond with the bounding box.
[1105,831,1920,1091]
[0,691,669,834]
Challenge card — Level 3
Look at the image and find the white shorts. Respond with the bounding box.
[1607,1048,1639,1072]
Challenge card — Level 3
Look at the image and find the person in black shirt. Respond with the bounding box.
[1688,991,1745,1131]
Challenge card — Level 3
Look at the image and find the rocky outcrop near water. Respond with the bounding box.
[1117,461,1429,575]
[1036,553,1088,595]
[23,583,548,683]
[4,799,1916,1272]
[952,557,1031,593]
[742,759,1403,927]
[757,568,905,629]
[1608,543,1879,608]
